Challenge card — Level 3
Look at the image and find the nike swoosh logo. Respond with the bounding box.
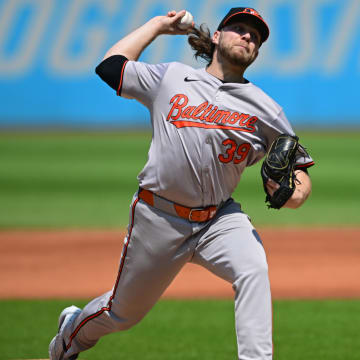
[184,77,199,82]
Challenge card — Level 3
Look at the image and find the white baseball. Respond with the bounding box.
[177,11,193,30]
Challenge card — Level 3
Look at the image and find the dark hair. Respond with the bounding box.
[187,24,215,64]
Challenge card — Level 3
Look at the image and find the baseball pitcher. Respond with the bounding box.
[49,7,314,360]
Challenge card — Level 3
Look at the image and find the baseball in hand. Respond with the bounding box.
[177,11,193,30]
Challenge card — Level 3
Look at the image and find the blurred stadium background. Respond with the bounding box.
[1,0,360,128]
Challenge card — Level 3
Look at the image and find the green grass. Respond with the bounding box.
[0,132,150,228]
[1,299,360,359]
[0,131,359,228]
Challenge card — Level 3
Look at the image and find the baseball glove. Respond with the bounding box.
[261,134,299,209]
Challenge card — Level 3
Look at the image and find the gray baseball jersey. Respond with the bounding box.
[121,61,313,207]
[51,60,314,360]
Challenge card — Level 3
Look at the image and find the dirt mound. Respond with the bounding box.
[1,228,359,299]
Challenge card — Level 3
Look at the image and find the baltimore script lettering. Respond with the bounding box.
[166,94,257,132]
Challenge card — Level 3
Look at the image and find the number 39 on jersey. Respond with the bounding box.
[218,138,251,164]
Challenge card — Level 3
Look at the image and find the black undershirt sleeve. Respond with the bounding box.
[95,55,129,94]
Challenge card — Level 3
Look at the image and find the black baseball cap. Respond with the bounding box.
[217,7,270,44]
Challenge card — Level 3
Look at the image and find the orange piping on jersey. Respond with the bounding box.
[295,161,315,169]
[66,196,139,351]
[116,60,129,96]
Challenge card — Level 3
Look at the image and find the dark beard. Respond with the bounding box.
[218,40,256,68]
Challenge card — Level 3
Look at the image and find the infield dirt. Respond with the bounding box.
[1,228,359,299]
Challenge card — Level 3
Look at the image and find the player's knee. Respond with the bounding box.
[250,261,269,282]
[232,260,269,291]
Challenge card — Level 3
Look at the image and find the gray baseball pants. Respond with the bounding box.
[62,192,273,359]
